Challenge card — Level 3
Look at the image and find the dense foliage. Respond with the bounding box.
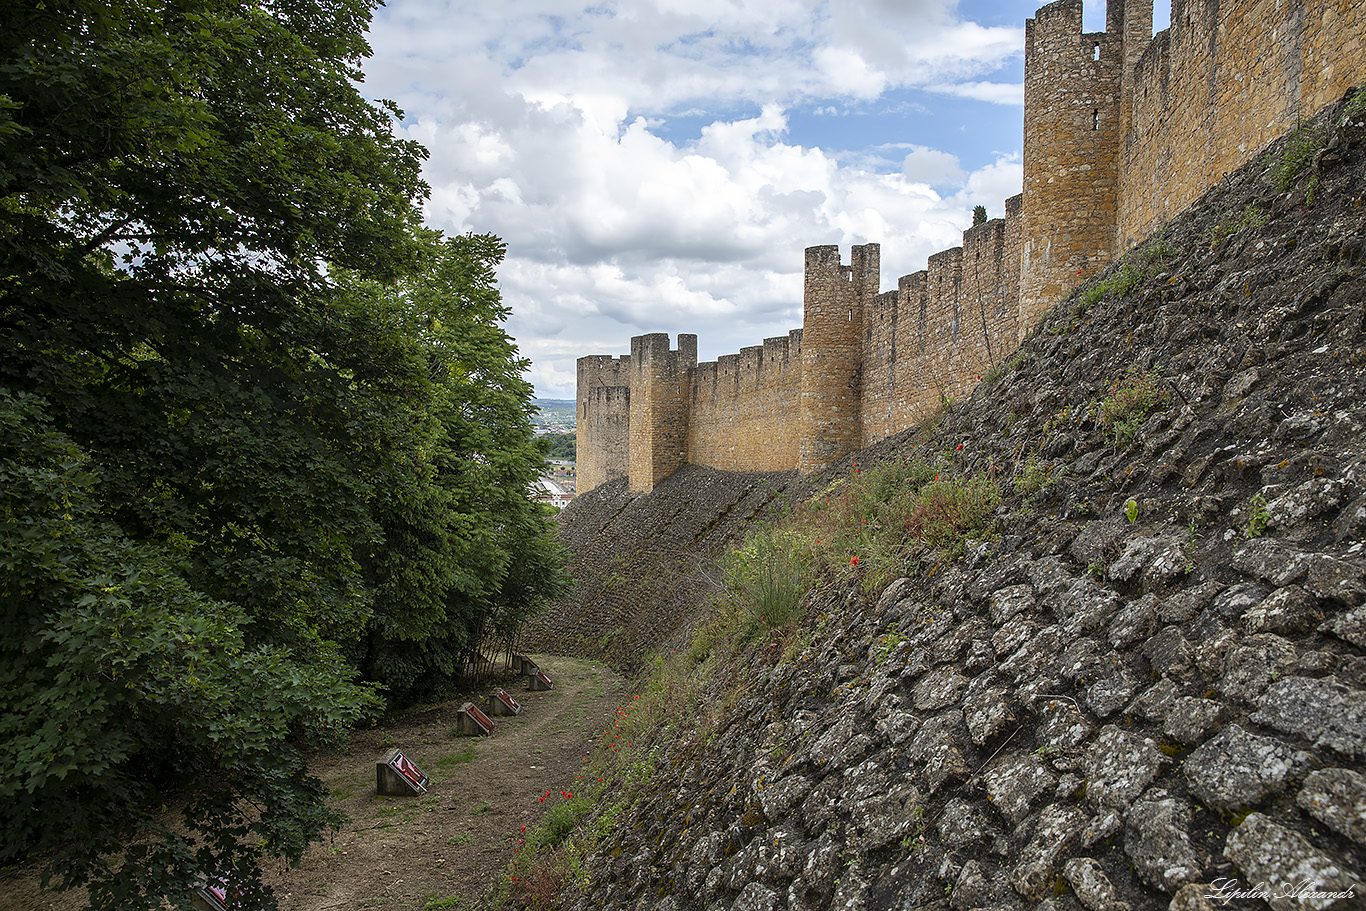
[0,0,566,906]
[537,431,577,461]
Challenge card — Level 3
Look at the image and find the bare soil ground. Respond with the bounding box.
[1,655,626,911]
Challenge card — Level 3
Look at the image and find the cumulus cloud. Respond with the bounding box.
[364,0,1028,398]
[900,146,966,186]
[929,81,1024,105]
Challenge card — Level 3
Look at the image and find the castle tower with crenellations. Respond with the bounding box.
[627,334,695,494]
[1020,0,1126,333]
[798,243,878,473]
[575,0,1365,495]
[575,354,630,493]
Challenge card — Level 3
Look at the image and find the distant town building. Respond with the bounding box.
[531,477,575,509]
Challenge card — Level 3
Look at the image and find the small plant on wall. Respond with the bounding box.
[1096,367,1171,448]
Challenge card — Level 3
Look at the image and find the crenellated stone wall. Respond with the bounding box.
[1119,0,1366,244]
[575,355,631,493]
[1019,0,1125,332]
[798,244,877,473]
[575,0,1365,495]
[627,334,695,495]
[687,331,804,474]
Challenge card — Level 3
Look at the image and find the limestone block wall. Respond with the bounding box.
[574,0,1366,496]
[1020,0,1124,332]
[687,330,803,472]
[576,355,630,493]
[798,244,878,473]
[860,281,923,446]
[1119,0,1366,245]
[627,334,695,493]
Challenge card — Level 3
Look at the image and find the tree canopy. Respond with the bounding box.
[537,431,577,461]
[0,0,567,907]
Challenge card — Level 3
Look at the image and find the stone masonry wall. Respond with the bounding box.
[575,355,630,493]
[575,0,1365,496]
[797,244,876,473]
[1020,0,1124,333]
[687,330,804,473]
[627,334,695,494]
[1120,0,1366,245]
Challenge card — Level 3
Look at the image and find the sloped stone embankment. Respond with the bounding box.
[529,467,795,668]
[548,91,1366,910]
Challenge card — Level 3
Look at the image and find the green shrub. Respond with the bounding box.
[1014,454,1054,501]
[1072,239,1180,319]
[902,475,1001,555]
[1207,204,1269,250]
[1097,368,1171,446]
[723,527,813,629]
[537,797,593,848]
[1246,494,1271,538]
[1270,118,1323,191]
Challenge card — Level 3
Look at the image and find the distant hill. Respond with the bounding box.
[531,398,575,433]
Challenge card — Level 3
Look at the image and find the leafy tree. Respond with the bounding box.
[0,392,376,911]
[538,431,577,460]
[972,204,988,226]
[340,231,570,706]
[0,0,564,907]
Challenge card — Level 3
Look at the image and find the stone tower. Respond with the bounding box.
[1019,0,1128,333]
[575,354,630,493]
[627,333,696,493]
[797,244,878,474]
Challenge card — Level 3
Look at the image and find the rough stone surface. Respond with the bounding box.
[1296,768,1366,847]
[1252,677,1366,759]
[1124,790,1201,894]
[984,752,1057,826]
[1223,814,1360,911]
[1162,696,1227,744]
[1080,726,1165,812]
[1011,805,1086,900]
[1183,724,1311,810]
[1063,857,1130,911]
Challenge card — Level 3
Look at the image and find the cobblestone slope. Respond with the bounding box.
[527,467,795,668]
[547,92,1366,911]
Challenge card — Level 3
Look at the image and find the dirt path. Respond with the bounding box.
[1,655,627,911]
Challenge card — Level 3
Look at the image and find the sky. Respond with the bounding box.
[362,0,1166,400]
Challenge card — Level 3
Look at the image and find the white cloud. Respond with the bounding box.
[929,81,1024,105]
[900,146,966,186]
[364,0,1028,398]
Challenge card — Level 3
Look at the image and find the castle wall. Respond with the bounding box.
[798,244,877,472]
[1119,0,1366,244]
[627,334,695,494]
[1020,0,1124,333]
[574,0,1364,495]
[687,330,803,472]
[576,355,630,493]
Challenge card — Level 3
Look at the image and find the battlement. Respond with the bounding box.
[576,0,1365,494]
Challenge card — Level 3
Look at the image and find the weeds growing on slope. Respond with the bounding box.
[1270,116,1324,193]
[1206,204,1270,250]
[1096,367,1172,447]
[496,456,1002,909]
[1064,239,1181,330]
[723,526,813,631]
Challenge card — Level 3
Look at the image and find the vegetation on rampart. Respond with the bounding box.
[502,450,1008,907]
